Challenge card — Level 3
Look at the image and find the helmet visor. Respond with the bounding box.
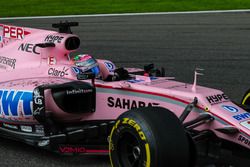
[75,58,98,73]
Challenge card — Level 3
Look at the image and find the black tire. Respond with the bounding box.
[109,107,194,167]
[242,89,250,105]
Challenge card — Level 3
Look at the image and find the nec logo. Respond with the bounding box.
[233,112,250,121]
[18,43,40,55]
[3,25,24,40]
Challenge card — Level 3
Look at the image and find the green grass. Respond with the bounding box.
[1,0,250,17]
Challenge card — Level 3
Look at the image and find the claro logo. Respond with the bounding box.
[48,67,69,77]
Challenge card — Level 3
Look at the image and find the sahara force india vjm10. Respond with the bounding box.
[0,22,249,167]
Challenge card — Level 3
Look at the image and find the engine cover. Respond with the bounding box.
[51,81,95,113]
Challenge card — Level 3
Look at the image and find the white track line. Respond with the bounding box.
[0,9,250,20]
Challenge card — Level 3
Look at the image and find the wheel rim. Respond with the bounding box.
[117,131,144,167]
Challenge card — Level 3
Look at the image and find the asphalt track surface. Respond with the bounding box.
[1,12,250,166]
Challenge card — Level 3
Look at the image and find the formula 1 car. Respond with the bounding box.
[0,22,249,167]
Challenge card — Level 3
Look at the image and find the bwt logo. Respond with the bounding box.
[233,112,250,121]
[0,90,33,116]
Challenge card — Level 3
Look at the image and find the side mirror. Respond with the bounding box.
[77,72,95,80]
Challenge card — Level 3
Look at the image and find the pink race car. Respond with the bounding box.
[0,22,249,167]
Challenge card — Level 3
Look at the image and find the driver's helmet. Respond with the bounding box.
[72,54,100,77]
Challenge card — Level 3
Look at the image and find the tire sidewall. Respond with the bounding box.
[109,107,192,167]
[242,89,250,105]
[109,115,155,167]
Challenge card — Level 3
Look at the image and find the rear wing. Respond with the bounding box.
[0,23,80,56]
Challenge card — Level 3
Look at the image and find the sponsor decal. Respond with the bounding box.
[206,93,229,105]
[232,112,250,121]
[44,35,64,43]
[104,62,115,72]
[122,118,146,141]
[2,123,18,130]
[66,89,92,95]
[71,67,81,74]
[18,43,40,55]
[238,135,250,147]
[60,146,86,153]
[0,90,33,116]
[48,57,56,65]
[20,125,32,132]
[107,97,159,110]
[33,106,44,116]
[35,125,44,133]
[58,145,108,154]
[59,145,87,154]
[33,89,43,105]
[3,25,25,40]
[222,105,239,113]
[127,77,157,83]
[0,56,16,69]
[240,120,250,130]
[48,67,69,77]
[32,88,45,117]
[127,79,144,83]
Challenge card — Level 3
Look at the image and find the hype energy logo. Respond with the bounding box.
[0,89,33,117]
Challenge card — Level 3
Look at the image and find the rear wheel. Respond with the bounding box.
[109,107,195,167]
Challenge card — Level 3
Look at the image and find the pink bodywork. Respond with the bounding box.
[0,23,249,150]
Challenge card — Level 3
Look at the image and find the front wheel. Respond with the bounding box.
[242,89,250,105]
[241,89,250,112]
[109,107,195,167]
